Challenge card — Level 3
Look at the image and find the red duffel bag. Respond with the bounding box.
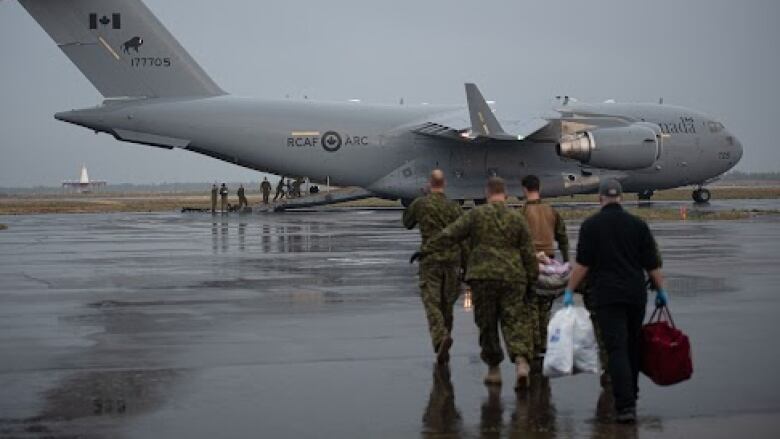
[640,305,693,386]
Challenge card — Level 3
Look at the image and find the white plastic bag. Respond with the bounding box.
[543,307,575,377]
[572,307,600,375]
[543,306,601,377]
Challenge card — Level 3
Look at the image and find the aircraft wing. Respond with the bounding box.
[410,83,549,143]
[409,119,466,141]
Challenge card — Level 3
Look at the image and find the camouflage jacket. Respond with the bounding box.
[403,192,463,265]
[424,201,539,284]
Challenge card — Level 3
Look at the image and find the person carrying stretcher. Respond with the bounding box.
[519,175,570,370]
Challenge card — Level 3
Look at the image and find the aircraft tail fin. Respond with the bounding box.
[19,0,225,99]
[465,83,510,139]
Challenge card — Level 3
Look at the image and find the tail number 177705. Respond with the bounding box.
[131,57,172,68]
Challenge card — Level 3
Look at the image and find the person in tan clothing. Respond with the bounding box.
[520,175,570,368]
[521,175,569,262]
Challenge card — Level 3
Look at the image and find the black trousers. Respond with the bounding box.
[594,303,646,411]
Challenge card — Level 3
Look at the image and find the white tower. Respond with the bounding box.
[62,164,106,193]
[79,164,90,184]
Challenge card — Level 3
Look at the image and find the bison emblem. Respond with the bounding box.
[121,36,144,54]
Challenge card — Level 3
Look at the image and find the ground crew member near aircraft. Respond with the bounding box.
[274,177,286,201]
[261,178,272,204]
[520,175,569,368]
[404,169,463,365]
[219,183,229,213]
[564,179,668,423]
[292,178,302,198]
[237,184,248,209]
[424,177,538,389]
[211,184,218,214]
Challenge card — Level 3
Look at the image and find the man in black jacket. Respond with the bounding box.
[564,179,669,423]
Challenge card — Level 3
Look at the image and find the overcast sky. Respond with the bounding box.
[1,0,778,186]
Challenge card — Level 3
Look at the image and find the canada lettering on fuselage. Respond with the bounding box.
[286,132,369,152]
[658,116,696,135]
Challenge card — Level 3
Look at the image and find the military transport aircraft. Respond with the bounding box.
[17,0,743,204]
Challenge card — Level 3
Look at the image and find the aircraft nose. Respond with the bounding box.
[729,133,743,164]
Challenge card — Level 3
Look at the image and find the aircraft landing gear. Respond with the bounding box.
[692,187,711,204]
[638,189,654,201]
[400,198,413,208]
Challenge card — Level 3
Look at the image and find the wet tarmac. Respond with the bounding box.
[1,209,780,438]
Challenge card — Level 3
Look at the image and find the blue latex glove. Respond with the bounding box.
[655,288,669,307]
[563,289,574,307]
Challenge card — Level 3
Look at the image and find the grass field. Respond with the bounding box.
[548,186,780,202]
[0,186,778,217]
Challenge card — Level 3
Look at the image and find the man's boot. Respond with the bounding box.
[436,335,453,365]
[515,356,531,391]
[484,365,501,385]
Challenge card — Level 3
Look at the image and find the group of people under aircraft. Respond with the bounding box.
[209,176,315,213]
[403,170,668,424]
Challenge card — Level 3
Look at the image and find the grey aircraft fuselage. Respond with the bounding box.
[16,0,742,202]
[57,96,743,201]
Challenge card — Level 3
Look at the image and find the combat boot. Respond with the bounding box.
[514,356,531,391]
[436,335,453,365]
[484,365,502,385]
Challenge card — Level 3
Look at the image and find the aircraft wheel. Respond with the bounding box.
[692,188,711,203]
[638,189,654,200]
[400,198,414,208]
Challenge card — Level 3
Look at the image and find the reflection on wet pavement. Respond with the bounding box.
[511,376,557,436]
[422,364,462,436]
[1,211,779,438]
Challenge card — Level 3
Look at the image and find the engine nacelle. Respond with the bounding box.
[557,125,659,170]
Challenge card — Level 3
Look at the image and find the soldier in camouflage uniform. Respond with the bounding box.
[210,184,218,214]
[424,177,539,389]
[520,175,569,370]
[403,169,463,364]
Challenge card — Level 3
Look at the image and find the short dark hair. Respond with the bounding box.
[521,175,540,191]
[486,176,506,195]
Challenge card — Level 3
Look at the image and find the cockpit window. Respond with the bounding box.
[708,121,724,133]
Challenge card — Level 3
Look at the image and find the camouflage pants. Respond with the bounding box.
[419,263,461,351]
[469,280,534,366]
[531,295,554,357]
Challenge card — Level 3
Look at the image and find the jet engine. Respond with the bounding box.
[557,125,659,170]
